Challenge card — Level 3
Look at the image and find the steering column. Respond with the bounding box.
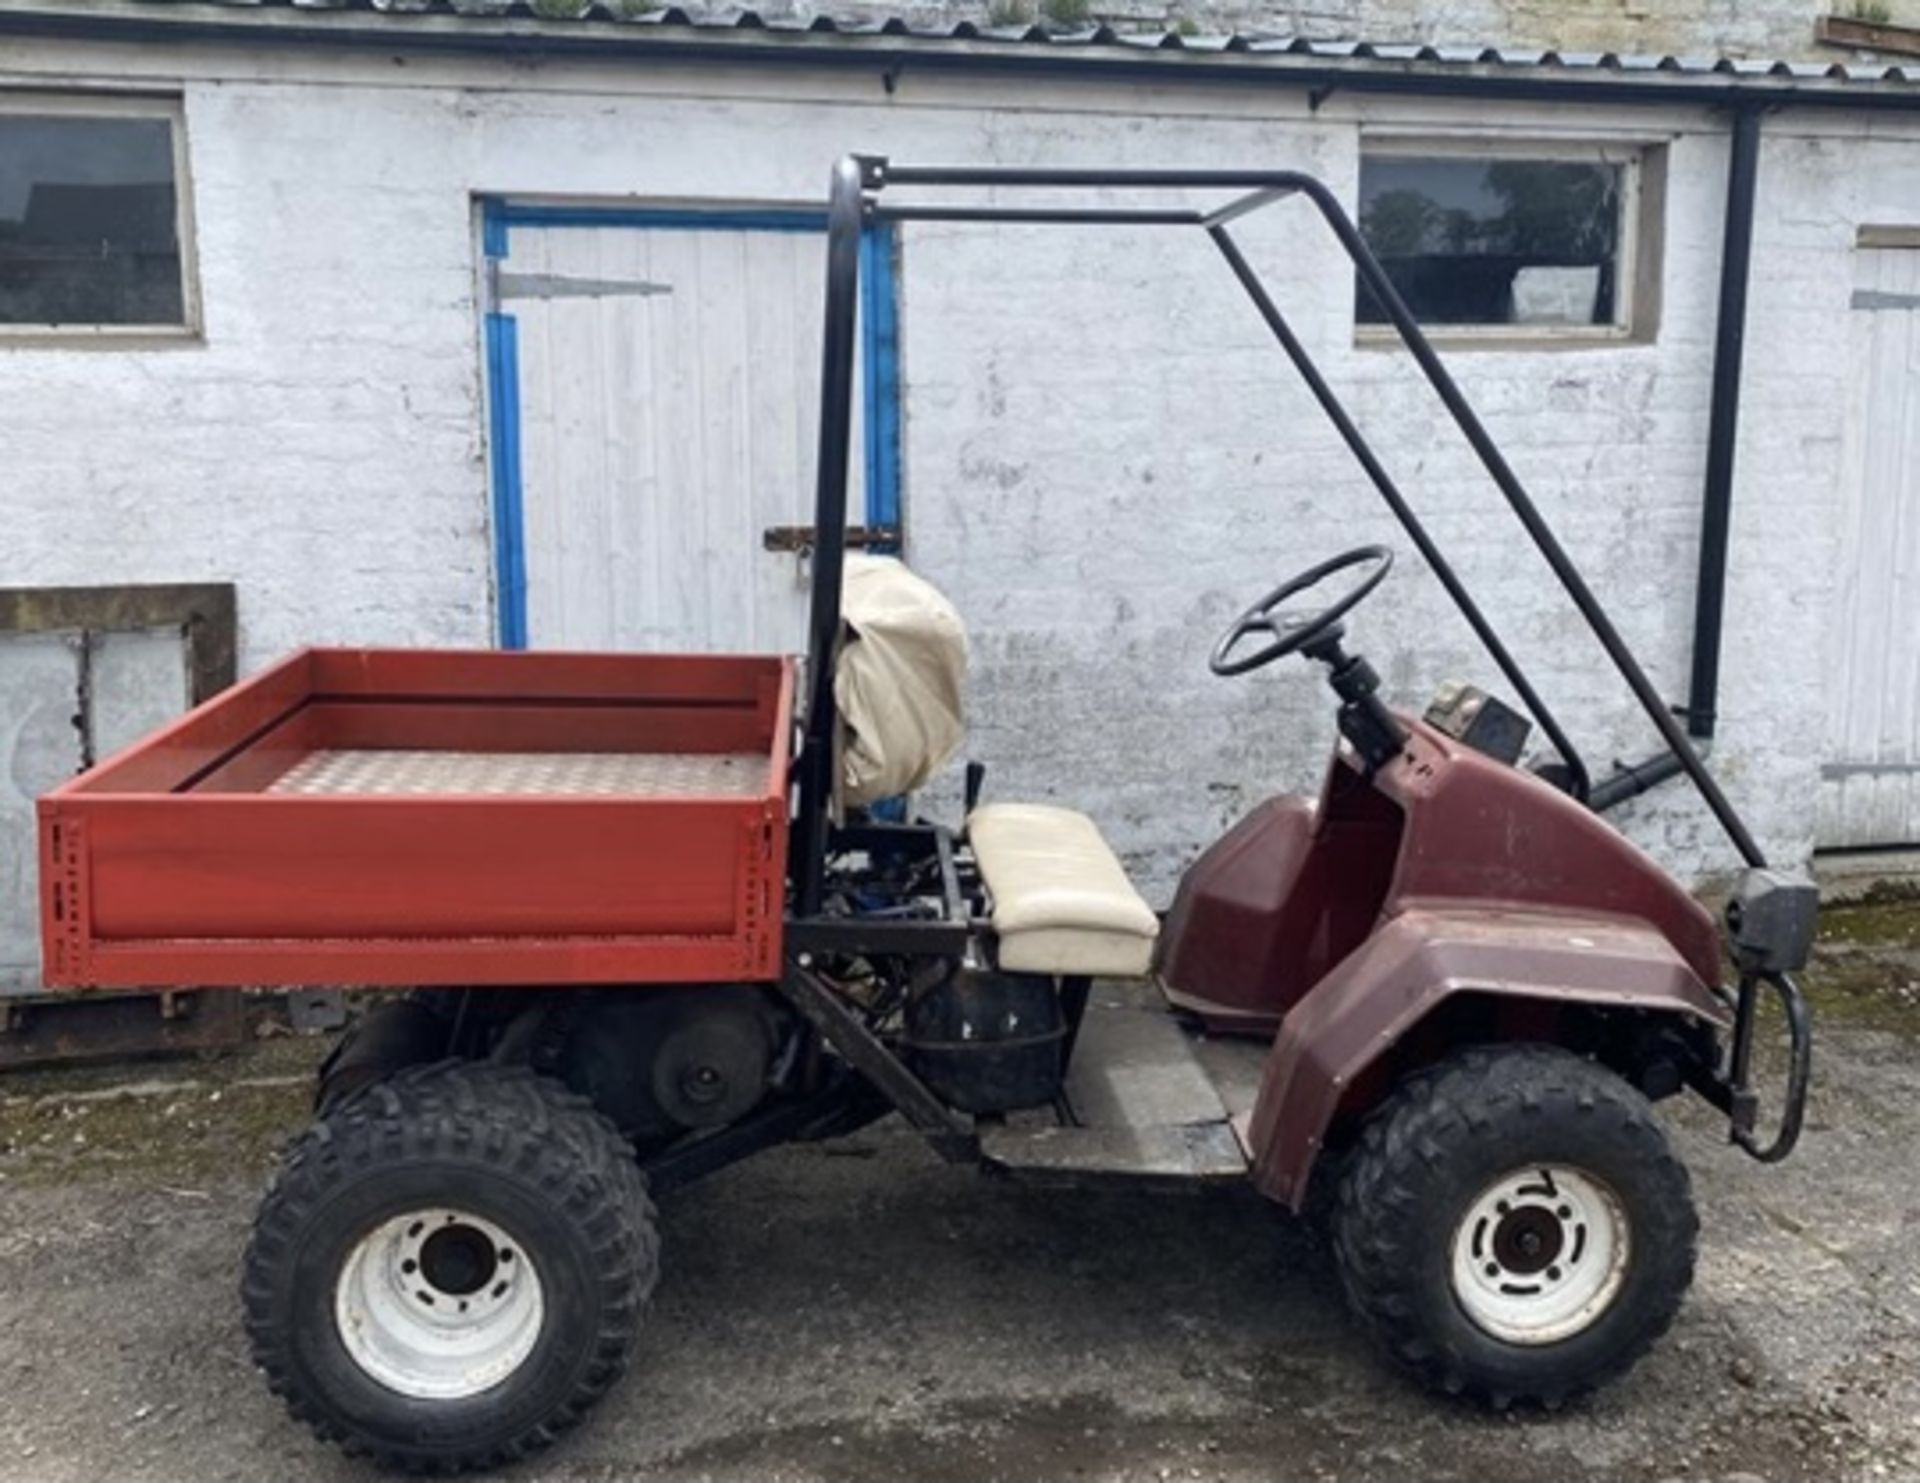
[1209,543,1407,773]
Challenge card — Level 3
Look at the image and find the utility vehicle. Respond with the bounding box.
[37,157,1814,1471]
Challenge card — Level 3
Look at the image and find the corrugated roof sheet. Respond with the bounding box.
[15,0,1920,87]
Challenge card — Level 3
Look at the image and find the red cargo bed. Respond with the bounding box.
[38,648,794,990]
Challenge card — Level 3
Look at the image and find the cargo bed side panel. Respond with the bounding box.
[42,795,784,988]
[35,647,793,991]
[87,798,757,939]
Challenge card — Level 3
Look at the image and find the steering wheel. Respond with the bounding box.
[1209,545,1395,677]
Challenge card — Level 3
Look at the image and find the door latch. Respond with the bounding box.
[761,525,901,556]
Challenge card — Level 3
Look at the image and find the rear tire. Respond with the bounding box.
[244,1062,658,1471]
[1332,1044,1695,1408]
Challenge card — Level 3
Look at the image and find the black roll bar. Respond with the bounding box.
[796,155,866,917]
[794,155,1767,913]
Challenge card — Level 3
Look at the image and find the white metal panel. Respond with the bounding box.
[1820,245,1920,848]
[0,626,196,992]
[0,632,84,992]
[509,222,863,655]
[90,626,192,757]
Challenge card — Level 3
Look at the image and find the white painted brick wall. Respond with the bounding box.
[901,115,1912,894]
[4,81,495,665]
[0,41,1913,899]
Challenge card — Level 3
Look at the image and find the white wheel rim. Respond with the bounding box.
[1448,1165,1630,1346]
[334,1208,545,1400]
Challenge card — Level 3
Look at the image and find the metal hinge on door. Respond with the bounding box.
[762,525,901,556]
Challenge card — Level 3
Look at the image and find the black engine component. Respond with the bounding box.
[555,987,787,1145]
[314,995,453,1113]
[902,967,1065,1114]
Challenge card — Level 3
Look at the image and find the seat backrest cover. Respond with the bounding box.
[834,554,968,808]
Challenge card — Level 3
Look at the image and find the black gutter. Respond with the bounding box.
[7,4,1920,113]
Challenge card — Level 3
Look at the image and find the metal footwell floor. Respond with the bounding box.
[979,981,1268,1184]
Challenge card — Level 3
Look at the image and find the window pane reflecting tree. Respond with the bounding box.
[1357,157,1623,329]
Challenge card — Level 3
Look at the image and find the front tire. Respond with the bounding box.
[244,1062,658,1471]
[1332,1044,1696,1408]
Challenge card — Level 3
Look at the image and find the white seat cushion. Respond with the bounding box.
[968,803,1159,978]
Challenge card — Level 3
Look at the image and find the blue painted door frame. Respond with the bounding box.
[480,200,902,651]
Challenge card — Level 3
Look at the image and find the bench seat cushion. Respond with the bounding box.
[968,803,1159,977]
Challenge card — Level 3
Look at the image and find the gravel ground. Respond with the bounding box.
[1,901,1918,1483]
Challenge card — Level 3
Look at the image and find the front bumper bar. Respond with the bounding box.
[1691,969,1812,1163]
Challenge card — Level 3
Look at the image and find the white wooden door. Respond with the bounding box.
[1821,242,1920,848]
[499,219,866,654]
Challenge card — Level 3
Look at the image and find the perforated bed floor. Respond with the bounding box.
[268,750,770,798]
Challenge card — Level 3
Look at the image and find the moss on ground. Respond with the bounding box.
[1816,896,1920,950]
[0,1035,326,1191]
[1781,895,1920,1037]
[1800,951,1920,1035]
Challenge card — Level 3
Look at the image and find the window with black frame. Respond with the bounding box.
[1357,150,1640,337]
[0,103,192,334]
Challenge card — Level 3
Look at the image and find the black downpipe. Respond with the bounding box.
[1688,104,1764,741]
[795,157,865,917]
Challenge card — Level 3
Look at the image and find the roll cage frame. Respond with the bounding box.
[780,156,1807,1165]
[792,153,1766,910]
